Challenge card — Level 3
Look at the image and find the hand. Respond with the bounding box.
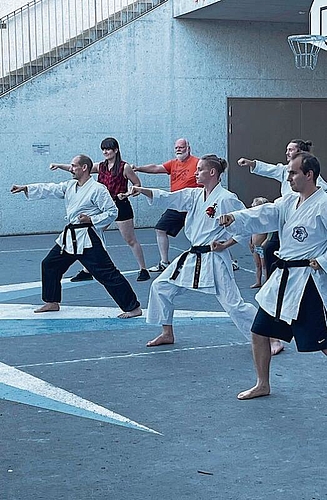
[309,259,321,271]
[130,164,139,172]
[211,240,226,252]
[78,214,92,224]
[11,185,27,194]
[49,163,58,170]
[118,186,141,200]
[219,214,235,227]
[237,158,255,168]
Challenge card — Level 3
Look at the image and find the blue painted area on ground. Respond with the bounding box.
[0,316,232,338]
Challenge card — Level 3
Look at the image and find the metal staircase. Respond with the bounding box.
[0,0,167,96]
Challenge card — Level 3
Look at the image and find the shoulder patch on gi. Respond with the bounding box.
[292,226,308,242]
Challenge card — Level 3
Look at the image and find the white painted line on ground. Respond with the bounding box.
[0,304,229,320]
[16,342,250,369]
[0,362,160,434]
[0,242,162,254]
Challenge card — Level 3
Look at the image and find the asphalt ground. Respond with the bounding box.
[0,229,326,500]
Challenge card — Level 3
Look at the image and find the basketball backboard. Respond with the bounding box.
[310,0,327,40]
[288,0,327,69]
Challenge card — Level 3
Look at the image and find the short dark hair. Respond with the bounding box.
[293,152,320,181]
[77,154,93,173]
[290,139,313,152]
[201,154,228,177]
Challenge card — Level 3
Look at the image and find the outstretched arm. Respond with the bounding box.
[118,186,153,200]
[219,214,235,227]
[239,157,287,184]
[50,163,71,171]
[238,158,256,170]
[11,185,28,195]
[132,163,167,174]
[50,162,100,173]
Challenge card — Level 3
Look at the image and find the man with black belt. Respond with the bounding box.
[220,152,327,399]
[11,154,141,318]
[119,154,257,347]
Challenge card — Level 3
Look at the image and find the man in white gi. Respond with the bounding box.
[237,138,327,195]
[119,154,257,347]
[220,152,327,399]
[238,139,327,356]
[11,154,142,318]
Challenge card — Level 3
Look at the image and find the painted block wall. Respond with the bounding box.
[1,0,327,235]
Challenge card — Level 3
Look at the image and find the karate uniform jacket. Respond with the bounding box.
[251,160,327,196]
[26,177,118,254]
[149,184,246,293]
[229,188,327,324]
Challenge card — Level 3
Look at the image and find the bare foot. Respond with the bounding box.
[270,338,284,356]
[118,306,142,319]
[237,384,270,400]
[34,302,60,313]
[250,283,261,289]
[146,332,174,347]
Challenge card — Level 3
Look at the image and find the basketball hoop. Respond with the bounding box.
[288,34,327,70]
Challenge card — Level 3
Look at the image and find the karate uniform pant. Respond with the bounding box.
[41,229,140,312]
[146,263,257,340]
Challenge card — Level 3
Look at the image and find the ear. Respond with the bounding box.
[306,169,314,180]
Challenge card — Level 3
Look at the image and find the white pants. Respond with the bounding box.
[146,264,257,340]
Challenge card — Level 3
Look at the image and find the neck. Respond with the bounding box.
[204,180,219,197]
[298,185,318,204]
[77,175,91,187]
[106,158,116,168]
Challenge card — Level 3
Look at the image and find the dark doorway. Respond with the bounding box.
[227,98,327,207]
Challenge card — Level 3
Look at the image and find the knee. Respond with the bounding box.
[156,229,167,237]
[41,255,51,271]
[125,236,137,247]
[150,277,168,297]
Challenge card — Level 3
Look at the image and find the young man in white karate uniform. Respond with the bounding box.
[11,155,141,318]
[220,152,327,399]
[238,139,327,195]
[120,154,257,347]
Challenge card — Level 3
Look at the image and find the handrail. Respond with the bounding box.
[0,0,167,96]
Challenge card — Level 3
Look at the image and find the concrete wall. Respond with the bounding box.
[173,0,219,18]
[1,0,327,235]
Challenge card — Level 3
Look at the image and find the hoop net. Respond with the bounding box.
[288,34,327,70]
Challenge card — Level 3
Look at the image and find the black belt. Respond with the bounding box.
[274,258,310,322]
[61,222,93,254]
[170,245,211,289]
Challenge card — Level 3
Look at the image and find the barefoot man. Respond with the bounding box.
[220,152,327,399]
[11,154,141,319]
[119,154,257,347]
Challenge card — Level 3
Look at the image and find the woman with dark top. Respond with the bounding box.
[51,137,150,282]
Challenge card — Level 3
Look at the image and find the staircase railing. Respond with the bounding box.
[0,0,166,96]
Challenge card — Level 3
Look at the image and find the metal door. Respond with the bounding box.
[228,98,327,207]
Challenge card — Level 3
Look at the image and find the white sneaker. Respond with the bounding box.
[148,261,170,272]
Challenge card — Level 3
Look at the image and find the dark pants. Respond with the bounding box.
[41,228,140,312]
[263,232,280,278]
